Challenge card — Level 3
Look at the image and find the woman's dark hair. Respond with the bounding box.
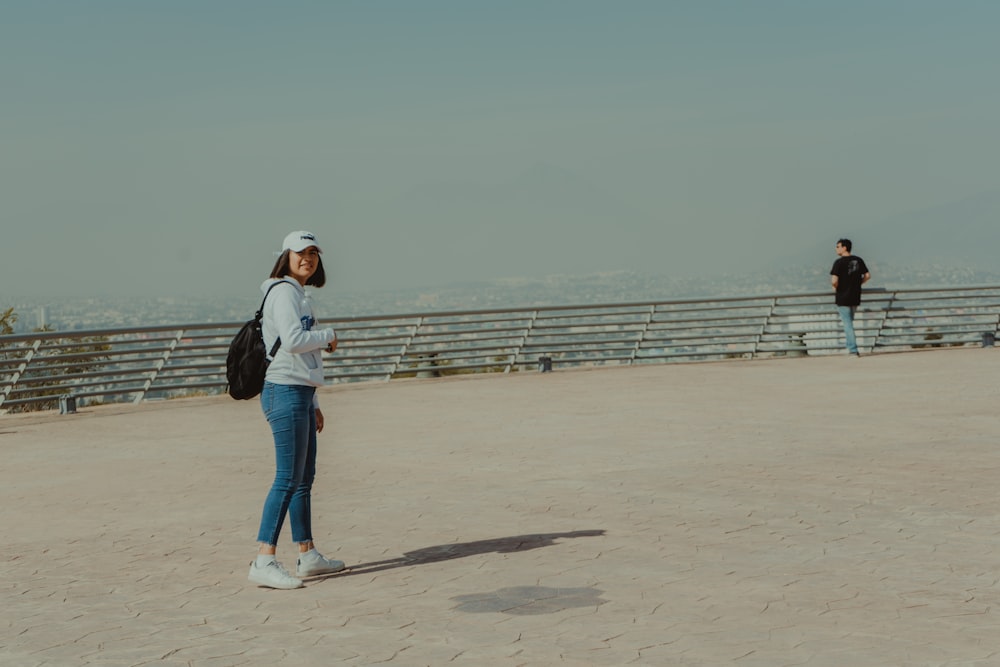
[269,249,326,287]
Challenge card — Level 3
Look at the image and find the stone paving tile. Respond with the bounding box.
[3,348,1000,665]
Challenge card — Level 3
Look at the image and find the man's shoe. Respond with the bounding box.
[248,560,304,589]
[297,549,346,577]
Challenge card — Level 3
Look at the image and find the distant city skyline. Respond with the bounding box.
[3,1,999,299]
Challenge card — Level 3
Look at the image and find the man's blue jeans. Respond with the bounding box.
[256,382,317,546]
[837,305,858,354]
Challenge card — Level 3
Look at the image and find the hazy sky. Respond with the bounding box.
[3,1,999,299]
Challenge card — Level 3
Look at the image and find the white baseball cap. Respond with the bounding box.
[282,231,322,253]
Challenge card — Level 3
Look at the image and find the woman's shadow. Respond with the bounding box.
[316,530,605,578]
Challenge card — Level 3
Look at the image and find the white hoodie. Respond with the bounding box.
[260,278,336,397]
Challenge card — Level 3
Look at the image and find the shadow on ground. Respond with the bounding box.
[451,585,608,615]
[321,530,605,578]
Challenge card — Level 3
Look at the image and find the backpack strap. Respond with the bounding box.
[257,280,291,360]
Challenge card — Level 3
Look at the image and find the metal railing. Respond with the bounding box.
[2,285,999,411]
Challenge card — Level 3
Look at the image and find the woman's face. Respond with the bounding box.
[287,246,320,285]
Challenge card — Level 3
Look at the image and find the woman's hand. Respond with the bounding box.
[315,408,325,433]
[326,333,338,354]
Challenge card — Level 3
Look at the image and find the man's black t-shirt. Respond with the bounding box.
[830,255,869,307]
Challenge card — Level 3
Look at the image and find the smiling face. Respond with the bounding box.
[287,246,321,285]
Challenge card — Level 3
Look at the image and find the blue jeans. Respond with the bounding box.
[256,382,317,546]
[837,305,858,354]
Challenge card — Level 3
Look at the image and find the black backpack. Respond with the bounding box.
[226,282,286,400]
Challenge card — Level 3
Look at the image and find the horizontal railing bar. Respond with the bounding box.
[407,332,532,344]
[405,331,533,342]
[0,323,232,344]
[5,380,148,398]
[9,372,159,389]
[882,315,999,324]
[14,361,160,376]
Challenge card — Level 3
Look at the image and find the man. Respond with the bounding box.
[830,238,871,356]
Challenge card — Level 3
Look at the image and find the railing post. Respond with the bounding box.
[135,330,183,404]
[506,310,538,373]
[0,339,41,410]
[387,317,422,381]
[872,290,896,351]
[752,298,778,359]
[629,305,655,365]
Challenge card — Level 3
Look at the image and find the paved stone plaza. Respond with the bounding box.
[2,348,999,666]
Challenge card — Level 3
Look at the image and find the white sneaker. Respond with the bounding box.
[248,560,304,589]
[297,549,346,577]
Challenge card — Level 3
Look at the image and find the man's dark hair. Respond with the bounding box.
[837,238,852,252]
[269,249,327,287]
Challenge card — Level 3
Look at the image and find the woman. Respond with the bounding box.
[248,231,345,589]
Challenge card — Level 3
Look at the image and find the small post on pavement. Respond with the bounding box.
[59,395,77,415]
